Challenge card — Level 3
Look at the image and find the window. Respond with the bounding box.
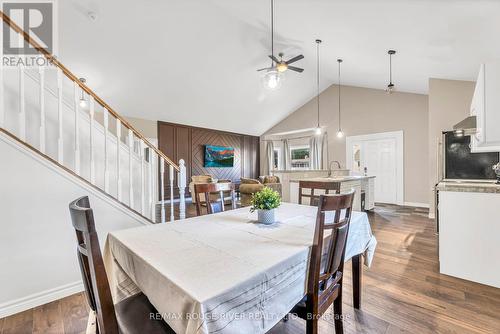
[290,145,310,169]
[273,149,281,169]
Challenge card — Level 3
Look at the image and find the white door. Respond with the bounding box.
[346,131,403,205]
[363,139,397,203]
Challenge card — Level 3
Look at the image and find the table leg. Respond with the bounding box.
[352,253,363,309]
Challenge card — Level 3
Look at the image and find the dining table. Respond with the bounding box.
[103,202,377,334]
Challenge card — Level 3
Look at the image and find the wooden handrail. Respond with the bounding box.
[0,10,179,171]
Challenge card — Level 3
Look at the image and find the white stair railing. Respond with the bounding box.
[0,10,186,223]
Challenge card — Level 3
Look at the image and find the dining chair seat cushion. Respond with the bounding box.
[115,292,175,334]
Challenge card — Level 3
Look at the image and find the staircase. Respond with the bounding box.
[0,11,187,224]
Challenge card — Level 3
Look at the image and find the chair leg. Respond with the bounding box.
[306,318,318,334]
[333,290,344,334]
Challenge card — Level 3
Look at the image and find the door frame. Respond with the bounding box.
[346,130,404,205]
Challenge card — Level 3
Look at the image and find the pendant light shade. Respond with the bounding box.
[314,39,322,136]
[262,69,282,90]
[386,50,396,94]
[336,59,344,139]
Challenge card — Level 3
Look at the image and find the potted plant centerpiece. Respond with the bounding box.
[250,187,281,225]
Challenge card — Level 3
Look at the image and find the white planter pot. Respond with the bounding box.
[258,209,276,225]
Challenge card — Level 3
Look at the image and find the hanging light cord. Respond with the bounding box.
[316,41,320,128]
[270,0,274,66]
[338,60,341,131]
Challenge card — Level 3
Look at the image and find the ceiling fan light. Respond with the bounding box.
[276,63,288,73]
[262,69,281,90]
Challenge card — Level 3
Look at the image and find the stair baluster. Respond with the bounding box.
[19,65,26,141]
[149,149,155,220]
[169,165,174,222]
[56,68,63,163]
[39,68,46,154]
[128,129,134,208]
[178,159,186,220]
[0,25,3,128]
[160,157,166,223]
[116,119,122,201]
[73,82,80,174]
[140,139,145,216]
[89,97,95,184]
[103,109,110,192]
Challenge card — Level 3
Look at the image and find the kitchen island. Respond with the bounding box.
[437,181,500,288]
[289,176,376,211]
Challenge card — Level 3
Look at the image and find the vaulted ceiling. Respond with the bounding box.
[59,0,500,135]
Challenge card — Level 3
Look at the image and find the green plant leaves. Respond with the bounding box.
[250,186,281,212]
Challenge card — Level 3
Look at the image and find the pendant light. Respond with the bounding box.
[262,0,282,90]
[314,39,322,136]
[79,78,88,108]
[336,59,344,138]
[386,50,396,94]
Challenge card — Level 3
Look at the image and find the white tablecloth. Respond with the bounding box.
[104,203,377,334]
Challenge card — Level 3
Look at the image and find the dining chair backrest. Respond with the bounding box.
[308,190,355,317]
[69,196,119,334]
[194,182,237,216]
[298,181,341,206]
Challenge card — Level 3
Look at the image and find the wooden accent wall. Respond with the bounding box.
[158,121,260,198]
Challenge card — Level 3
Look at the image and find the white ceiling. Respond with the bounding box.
[58,0,500,136]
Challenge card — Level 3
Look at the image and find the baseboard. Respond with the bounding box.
[403,202,430,208]
[0,281,83,318]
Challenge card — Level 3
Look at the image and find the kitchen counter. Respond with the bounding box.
[436,181,500,193]
[288,175,376,211]
[290,175,376,183]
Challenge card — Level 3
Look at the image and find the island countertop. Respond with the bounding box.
[289,175,376,183]
[436,181,500,194]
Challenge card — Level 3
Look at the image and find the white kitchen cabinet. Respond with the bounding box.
[362,177,375,210]
[470,62,500,153]
[438,190,500,288]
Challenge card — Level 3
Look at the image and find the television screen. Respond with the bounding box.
[204,145,234,167]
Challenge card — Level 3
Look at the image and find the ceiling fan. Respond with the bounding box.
[257,0,304,88]
[257,52,305,73]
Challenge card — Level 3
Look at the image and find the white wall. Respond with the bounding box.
[0,117,149,318]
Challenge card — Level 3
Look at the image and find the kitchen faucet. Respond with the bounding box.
[327,160,342,177]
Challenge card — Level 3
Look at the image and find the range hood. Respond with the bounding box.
[453,116,477,136]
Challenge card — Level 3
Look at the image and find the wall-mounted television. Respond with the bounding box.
[204,145,234,167]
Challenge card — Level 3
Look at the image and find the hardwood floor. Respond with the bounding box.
[2,204,500,334]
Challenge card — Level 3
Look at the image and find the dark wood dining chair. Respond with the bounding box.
[194,182,237,216]
[69,196,175,334]
[289,190,355,334]
[298,180,341,206]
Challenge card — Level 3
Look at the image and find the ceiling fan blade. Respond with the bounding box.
[285,54,304,65]
[288,66,304,73]
[256,67,272,72]
[268,55,280,63]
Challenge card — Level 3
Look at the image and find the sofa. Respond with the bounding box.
[189,175,232,204]
[239,176,282,207]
